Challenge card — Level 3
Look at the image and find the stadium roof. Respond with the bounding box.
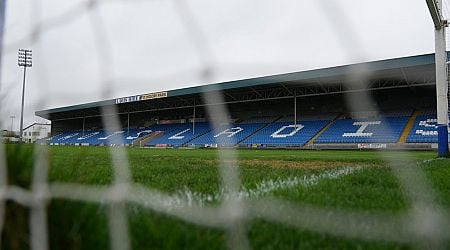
[23,123,51,131]
[36,53,440,120]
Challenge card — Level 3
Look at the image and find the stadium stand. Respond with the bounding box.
[241,120,330,147]
[45,132,78,145]
[407,114,438,143]
[315,115,409,144]
[189,123,267,146]
[238,116,280,124]
[35,53,447,150]
[44,110,446,148]
[277,114,339,122]
[146,122,211,147]
[42,108,447,148]
[47,127,165,146]
[406,110,450,143]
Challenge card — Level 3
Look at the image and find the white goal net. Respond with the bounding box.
[0,1,449,250]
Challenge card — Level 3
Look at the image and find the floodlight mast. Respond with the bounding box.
[18,49,32,143]
[426,0,449,157]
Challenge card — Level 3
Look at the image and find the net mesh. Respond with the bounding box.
[0,0,449,250]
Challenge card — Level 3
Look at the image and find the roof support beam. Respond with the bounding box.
[280,83,294,95]
[224,92,238,101]
[250,87,265,99]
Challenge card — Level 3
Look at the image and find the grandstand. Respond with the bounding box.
[36,53,450,150]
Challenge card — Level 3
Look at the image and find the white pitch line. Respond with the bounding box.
[151,166,363,209]
[416,158,445,166]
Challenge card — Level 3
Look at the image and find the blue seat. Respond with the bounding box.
[49,127,155,146]
[190,123,266,146]
[241,120,329,147]
[315,116,409,144]
[406,114,449,143]
[146,122,212,146]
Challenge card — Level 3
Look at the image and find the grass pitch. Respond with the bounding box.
[2,145,450,249]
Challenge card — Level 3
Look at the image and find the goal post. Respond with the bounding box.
[426,0,449,157]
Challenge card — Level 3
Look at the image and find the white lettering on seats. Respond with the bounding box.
[214,127,243,138]
[58,133,79,141]
[415,130,438,136]
[418,119,437,128]
[77,132,99,140]
[169,129,191,140]
[415,119,438,136]
[126,130,152,140]
[271,124,304,138]
[342,121,381,137]
[99,131,124,140]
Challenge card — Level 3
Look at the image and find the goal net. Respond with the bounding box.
[0,1,449,250]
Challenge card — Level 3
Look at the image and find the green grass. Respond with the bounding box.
[2,145,449,250]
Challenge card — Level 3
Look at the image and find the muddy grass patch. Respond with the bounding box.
[140,156,383,170]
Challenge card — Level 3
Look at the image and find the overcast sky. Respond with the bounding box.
[0,0,442,130]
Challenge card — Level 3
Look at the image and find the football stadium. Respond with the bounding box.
[5,53,442,249]
[36,53,449,150]
[2,1,450,250]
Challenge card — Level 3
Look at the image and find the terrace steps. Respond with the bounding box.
[236,117,281,145]
[134,131,164,147]
[398,110,420,144]
[303,113,342,147]
[182,128,213,146]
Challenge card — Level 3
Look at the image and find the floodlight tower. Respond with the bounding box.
[18,49,32,143]
[426,0,449,157]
